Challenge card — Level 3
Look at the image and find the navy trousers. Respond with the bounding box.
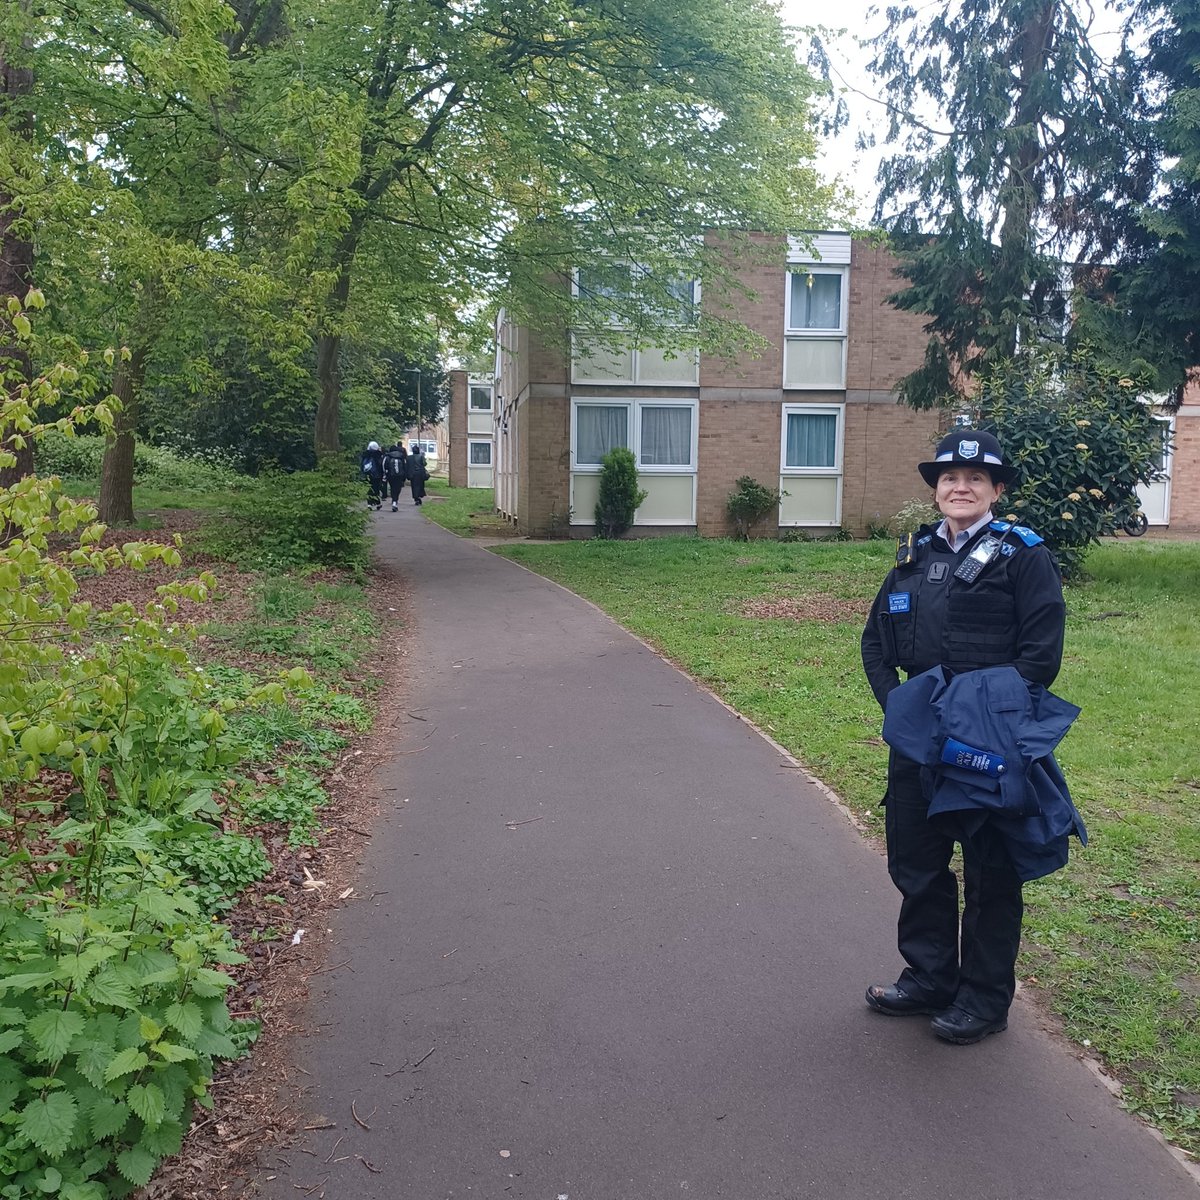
[885,752,1024,1021]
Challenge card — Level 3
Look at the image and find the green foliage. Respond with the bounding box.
[866,3,1150,400]
[0,302,330,1198]
[200,462,369,571]
[973,350,1168,579]
[34,434,243,493]
[593,448,647,539]
[237,769,329,848]
[726,476,784,540]
[888,497,941,537]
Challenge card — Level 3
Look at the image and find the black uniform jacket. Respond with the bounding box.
[861,520,1066,712]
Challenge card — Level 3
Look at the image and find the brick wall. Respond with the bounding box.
[700,231,787,389]
[447,370,467,487]
[696,397,783,535]
[842,402,942,533]
[1169,407,1200,531]
[519,388,571,535]
[847,241,931,392]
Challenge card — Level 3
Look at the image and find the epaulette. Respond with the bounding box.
[989,519,1043,547]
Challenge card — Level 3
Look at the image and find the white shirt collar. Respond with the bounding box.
[936,511,994,554]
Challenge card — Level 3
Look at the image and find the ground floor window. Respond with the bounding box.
[469,440,493,466]
[572,399,697,472]
[779,403,844,527]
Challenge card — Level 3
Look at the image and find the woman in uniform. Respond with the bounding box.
[860,429,1066,1044]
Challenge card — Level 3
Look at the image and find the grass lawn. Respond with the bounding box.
[493,532,1200,1155]
[422,478,520,537]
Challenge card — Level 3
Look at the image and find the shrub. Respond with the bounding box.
[889,497,941,536]
[726,476,785,540]
[36,432,242,492]
[973,349,1168,578]
[593,447,646,539]
[200,460,369,570]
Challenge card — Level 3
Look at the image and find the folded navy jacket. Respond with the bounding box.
[882,665,1088,881]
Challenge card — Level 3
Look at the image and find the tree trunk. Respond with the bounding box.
[992,1,1058,362]
[0,33,35,488]
[313,229,358,457]
[98,349,148,524]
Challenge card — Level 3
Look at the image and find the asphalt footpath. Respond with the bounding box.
[256,503,1198,1200]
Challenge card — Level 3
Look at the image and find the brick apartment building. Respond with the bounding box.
[449,232,1197,538]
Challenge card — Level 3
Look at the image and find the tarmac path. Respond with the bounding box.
[257,504,1198,1200]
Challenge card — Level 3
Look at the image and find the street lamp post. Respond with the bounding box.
[403,367,422,443]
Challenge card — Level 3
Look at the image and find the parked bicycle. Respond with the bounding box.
[1122,510,1149,537]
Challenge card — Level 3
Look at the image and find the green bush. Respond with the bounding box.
[726,476,785,540]
[889,497,941,536]
[974,349,1168,578]
[593,447,647,539]
[200,461,369,570]
[35,432,242,492]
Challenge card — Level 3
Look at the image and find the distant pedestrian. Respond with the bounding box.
[384,443,408,511]
[361,441,385,510]
[407,444,429,505]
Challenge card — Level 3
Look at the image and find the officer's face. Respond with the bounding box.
[935,467,1004,530]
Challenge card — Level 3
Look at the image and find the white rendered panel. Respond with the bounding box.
[784,338,845,389]
[779,475,840,526]
[636,474,695,523]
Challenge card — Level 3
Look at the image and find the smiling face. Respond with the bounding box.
[935,466,1004,534]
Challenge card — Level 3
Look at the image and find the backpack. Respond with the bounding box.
[360,451,374,477]
[384,451,405,481]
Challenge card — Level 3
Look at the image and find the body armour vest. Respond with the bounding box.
[876,524,1027,676]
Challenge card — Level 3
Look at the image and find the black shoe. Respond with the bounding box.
[865,984,940,1016]
[930,1006,1007,1045]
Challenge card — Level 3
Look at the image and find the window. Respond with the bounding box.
[575,403,629,466]
[786,270,845,333]
[784,267,848,389]
[469,440,492,466]
[573,399,697,471]
[784,410,839,469]
[572,263,700,386]
[640,405,692,466]
[788,272,843,331]
[469,385,493,411]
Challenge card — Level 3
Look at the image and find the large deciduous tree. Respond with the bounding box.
[262,0,834,454]
[865,1,1150,408]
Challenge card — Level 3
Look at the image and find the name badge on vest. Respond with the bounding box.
[926,561,948,583]
[887,592,911,614]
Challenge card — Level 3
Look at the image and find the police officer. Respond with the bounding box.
[860,429,1066,1044]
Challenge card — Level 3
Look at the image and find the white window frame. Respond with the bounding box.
[468,383,493,412]
[780,403,845,475]
[468,439,493,466]
[785,267,848,336]
[570,397,699,474]
[570,265,701,387]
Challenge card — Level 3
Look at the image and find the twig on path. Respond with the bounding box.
[406,712,428,721]
[323,1136,344,1164]
[412,1045,436,1069]
[313,959,353,975]
[351,1099,376,1131]
[303,1121,336,1132]
[345,827,373,837]
[442,947,458,958]
[358,1156,383,1174]
[505,816,544,828]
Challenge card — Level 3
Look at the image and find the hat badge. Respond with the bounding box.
[958,439,979,459]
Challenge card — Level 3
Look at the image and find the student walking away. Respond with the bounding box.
[360,441,385,510]
[860,430,1084,1045]
[407,444,429,505]
[384,443,408,511]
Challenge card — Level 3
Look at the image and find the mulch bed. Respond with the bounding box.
[48,511,409,1199]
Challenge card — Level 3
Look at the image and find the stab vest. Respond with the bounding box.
[877,522,1041,676]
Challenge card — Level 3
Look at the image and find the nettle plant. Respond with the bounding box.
[0,297,307,1197]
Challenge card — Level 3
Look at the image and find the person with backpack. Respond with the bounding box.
[384,443,408,511]
[361,441,385,510]
[406,444,429,505]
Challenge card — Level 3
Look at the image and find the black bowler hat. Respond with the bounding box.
[917,429,1017,488]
